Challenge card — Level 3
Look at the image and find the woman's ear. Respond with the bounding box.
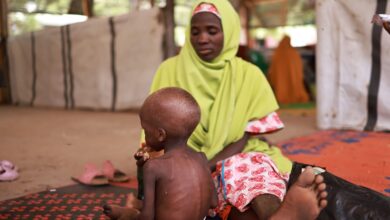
[157,128,167,142]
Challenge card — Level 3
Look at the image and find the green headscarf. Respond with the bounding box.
[149,0,291,173]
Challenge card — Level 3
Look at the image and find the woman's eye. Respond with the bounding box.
[191,28,199,36]
[208,28,219,35]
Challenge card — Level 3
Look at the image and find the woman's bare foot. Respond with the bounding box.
[271,166,327,220]
[103,204,140,220]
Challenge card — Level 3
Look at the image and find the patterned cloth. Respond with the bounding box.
[212,152,289,217]
[246,112,284,134]
[192,2,221,19]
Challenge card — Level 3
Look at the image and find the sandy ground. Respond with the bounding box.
[0,105,317,201]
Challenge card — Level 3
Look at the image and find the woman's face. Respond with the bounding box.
[190,12,224,62]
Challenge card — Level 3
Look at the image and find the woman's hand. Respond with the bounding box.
[208,132,250,171]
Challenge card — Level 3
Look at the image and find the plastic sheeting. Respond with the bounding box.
[8,8,163,110]
[316,0,390,131]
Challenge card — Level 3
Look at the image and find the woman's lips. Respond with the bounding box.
[198,49,212,55]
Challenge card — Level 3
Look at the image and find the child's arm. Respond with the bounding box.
[210,175,218,209]
[137,161,158,220]
[199,152,218,209]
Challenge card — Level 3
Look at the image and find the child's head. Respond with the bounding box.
[140,87,201,150]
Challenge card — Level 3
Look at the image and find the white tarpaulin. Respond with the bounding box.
[316,0,390,131]
[8,8,163,110]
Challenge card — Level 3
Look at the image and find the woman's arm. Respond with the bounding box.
[208,132,250,171]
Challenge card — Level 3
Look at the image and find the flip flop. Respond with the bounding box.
[72,163,109,186]
[0,160,19,181]
[102,160,130,183]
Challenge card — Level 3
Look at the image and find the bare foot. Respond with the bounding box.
[270,166,327,220]
[103,204,140,220]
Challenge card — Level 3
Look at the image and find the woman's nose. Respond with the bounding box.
[198,32,209,43]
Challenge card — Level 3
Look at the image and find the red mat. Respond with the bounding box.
[278,130,390,196]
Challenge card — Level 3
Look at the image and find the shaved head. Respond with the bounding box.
[140,87,201,139]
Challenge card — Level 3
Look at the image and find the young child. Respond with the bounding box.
[104,87,218,220]
[103,87,328,220]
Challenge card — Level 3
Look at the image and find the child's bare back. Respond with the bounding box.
[148,147,215,220]
[104,87,216,220]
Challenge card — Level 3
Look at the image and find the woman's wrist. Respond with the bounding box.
[207,133,250,171]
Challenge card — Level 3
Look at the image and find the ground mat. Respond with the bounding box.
[0,184,135,219]
[279,130,390,196]
[1,130,388,218]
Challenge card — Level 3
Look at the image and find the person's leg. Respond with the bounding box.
[270,166,327,220]
[228,194,281,220]
[251,194,281,219]
[228,207,257,220]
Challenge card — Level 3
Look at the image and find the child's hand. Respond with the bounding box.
[134,146,151,167]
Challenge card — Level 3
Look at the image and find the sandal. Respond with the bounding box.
[102,160,129,182]
[0,160,19,182]
[72,163,109,186]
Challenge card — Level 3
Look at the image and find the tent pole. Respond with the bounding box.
[162,0,175,59]
[0,0,10,104]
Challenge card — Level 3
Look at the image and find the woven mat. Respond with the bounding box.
[0,183,136,219]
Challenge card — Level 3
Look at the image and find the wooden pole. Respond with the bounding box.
[82,0,94,17]
[163,0,176,59]
[0,0,10,103]
[69,0,94,17]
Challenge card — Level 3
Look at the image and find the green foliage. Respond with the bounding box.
[93,0,130,16]
[9,0,131,36]
[9,13,43,36]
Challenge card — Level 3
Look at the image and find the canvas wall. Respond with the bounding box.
[316,0,390,131]
[8,8,163,111]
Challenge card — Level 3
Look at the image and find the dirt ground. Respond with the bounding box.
[0,105,317,201]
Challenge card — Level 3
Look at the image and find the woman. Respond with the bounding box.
[151,2,291,173]
[148,0,301,219]
[267,36,309,104]
[103,0,328,219]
